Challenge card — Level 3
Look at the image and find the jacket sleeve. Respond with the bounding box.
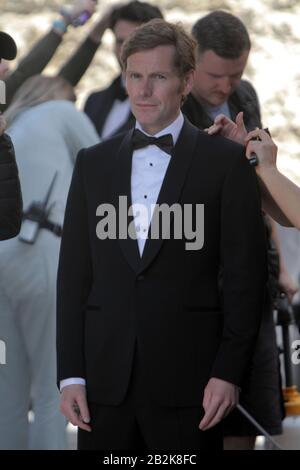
[210,146,268,386]
[56,149,92,382]
[0,133,22,239]
[3,30,62,111]
[58,36,100,87]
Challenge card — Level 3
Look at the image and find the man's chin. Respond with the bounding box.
[134,113,156,128]
[209,95,228,107]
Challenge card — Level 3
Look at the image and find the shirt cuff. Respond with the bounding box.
[60,377,86,391]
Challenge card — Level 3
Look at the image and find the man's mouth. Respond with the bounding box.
[136,103,157,108]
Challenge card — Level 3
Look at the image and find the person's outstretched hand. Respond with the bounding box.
[205,111,247,145]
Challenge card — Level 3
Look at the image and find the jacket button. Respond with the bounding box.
[137,275,145,281]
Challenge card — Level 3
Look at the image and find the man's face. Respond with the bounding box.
[0,59,10,80]
[113,20,141,65]
[192,49,249,107]
[125,45,193,135]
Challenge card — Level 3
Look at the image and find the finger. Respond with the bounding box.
[71,403,92,432]
[76,395,91,424]
[287,291,293,304]
[245,141,260,159]
[64,403,83,428]
[245,128,270,144]
[60,400,91,432]
[77,420,92,432]
[235,111,243,124]
[213,113,227,125]
[206,124,223,135]
[235,111,246,132]
[199,397,219,430]
[287,289,297,304]
[201,403,231,431]
[202,388,212,411]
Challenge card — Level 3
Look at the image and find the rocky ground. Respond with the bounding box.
[1,0,299,182]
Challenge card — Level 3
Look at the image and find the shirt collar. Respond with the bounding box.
[135,112,184,146]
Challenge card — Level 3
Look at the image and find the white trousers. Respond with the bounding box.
[0,234,66,449]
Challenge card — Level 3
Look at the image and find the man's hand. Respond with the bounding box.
[199,377,239,431]
[60,384,92,432]
[69,0,97,22]
[205,112,247,145]
[279,269,299,305]
[245,128,277,172]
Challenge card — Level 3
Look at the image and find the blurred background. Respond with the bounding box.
[1,0,299,183]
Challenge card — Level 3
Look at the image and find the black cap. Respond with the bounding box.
[0,31,17,60]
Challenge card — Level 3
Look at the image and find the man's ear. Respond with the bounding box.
[183,70,194,97]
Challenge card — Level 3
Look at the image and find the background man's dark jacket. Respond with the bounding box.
[84,75,135,138]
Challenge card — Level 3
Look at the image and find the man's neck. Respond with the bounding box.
[136,112,184,146]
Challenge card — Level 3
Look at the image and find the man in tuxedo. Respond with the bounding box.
[57,19,267,450]
[84,0,163,139]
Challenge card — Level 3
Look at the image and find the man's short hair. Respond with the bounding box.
[110,1,163,30]
[192,10,251,59]
[121,19,196,78]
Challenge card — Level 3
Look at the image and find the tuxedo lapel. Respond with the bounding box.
[182,94,213,130]
[96,76,135,137]
[96,83,119,135]
[139,119,199,273]
[113,129,141,273]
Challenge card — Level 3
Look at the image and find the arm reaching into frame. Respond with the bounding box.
[206,114,300,229]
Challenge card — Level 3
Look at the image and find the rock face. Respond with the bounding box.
[0,0,299,181]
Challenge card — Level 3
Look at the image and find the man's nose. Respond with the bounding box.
[140,79,152,97]
[218,77,232,95]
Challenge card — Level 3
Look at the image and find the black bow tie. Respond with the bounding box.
[132,129,174,155]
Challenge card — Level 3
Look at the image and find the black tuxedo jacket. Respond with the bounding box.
[84,75,135,138]
[57,118,267,407]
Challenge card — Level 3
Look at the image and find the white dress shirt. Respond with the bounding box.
[60,112,185,391]
[101,98,131,140]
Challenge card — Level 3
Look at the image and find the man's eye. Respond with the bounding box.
[130,73,140,79]
[156,74,166,80]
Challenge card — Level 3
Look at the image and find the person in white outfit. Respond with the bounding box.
[0,75,99,449]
